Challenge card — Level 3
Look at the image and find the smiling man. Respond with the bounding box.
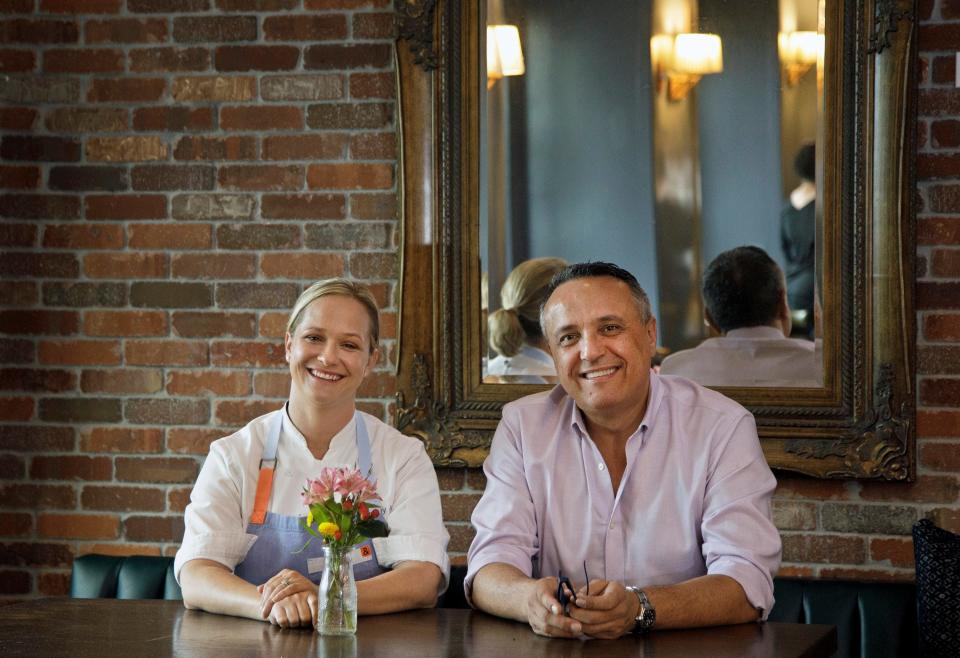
[465,262,782,639]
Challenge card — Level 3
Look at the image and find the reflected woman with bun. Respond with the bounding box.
[485,257,567,384]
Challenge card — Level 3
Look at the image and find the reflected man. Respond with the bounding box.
[466,262,781,638]
[660,246,822,387]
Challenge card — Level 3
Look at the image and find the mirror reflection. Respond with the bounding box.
[480,0,824,388]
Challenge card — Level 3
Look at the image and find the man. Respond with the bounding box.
[781,143,816,334]
[660,246,822,387]
[465,262,781,639]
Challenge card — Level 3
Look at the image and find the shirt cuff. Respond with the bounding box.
[174,532,257,584]
[708,559,775,621]
[373,535,451,592]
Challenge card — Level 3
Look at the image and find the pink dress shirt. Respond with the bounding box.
[465,372,781,618]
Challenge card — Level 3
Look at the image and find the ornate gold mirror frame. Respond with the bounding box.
[392,0,916,479]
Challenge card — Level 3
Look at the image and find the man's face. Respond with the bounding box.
[541,276,657,425]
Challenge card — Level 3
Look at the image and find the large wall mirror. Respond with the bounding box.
[392,0,916,479]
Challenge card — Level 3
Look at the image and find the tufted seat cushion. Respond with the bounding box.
[70,554,182,600]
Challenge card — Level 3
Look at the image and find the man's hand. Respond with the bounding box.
[524,576,583,638]
[258,569,316,622]
[568,579,638,639]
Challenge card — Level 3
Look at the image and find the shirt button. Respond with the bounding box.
[598,463,605,471]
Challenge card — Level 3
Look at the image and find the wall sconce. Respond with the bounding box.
[487,25,525,90]
[779,31,823,85]
[652,33,723,101]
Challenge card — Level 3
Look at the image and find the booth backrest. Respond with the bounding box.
[70,554,181,600]
[439,567,916,658]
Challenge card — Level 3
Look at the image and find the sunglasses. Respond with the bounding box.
[556,561,589,615]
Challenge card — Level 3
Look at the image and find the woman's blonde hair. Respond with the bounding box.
[488,257,567,358]
[286,278,380,353]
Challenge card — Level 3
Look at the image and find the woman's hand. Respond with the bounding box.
[265,590,318,628]
[258,569,315,621]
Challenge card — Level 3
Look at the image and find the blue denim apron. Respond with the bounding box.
[233,409,388,585]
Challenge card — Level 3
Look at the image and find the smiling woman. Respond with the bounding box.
[174,278,450,629]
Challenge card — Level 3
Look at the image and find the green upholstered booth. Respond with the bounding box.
[70,554,181,600]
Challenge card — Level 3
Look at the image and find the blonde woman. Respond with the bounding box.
[485,257,567,384]
[175,279,449,627]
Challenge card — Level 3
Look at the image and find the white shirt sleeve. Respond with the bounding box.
[173,438,257,583]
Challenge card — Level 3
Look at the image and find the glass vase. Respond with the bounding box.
[316,544,357,636]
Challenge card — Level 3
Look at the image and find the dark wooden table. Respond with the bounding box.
[0,598,836,657]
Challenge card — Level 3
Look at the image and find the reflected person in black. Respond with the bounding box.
[660,246,822,387]
[484,257,567,384]
[781,143,816,335]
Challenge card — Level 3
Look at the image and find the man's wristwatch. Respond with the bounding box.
[625,586,656,634]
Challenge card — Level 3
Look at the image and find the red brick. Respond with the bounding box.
[87,78,165,102]
[932,55,957,85]
[781,533,866,564]
[125,398,209,425]
[352,12,393,39]
[436,468,465,491]
[919,218,960,245]
[167,370,250,396]
[219,165,303,191]
[84,311,167,337]
[173,15,256,42]
[133,107,213,132]
[86,136,167,162]
[920,89,960,118]
[167,427,225,454]
[82,486,165,512]
[918,282,960,310]
[305,0,388,6]
[127,223,212,249]
[172,311,257,338]
[818,568,913,582]
[441,493,482,522]
[920,378,960,405]
[42,223,123,249]
[263,14,346,41]
[130,47,209,72]
[0,454,25,479]
[40,0,122,12]
[215,399,281,425]
[919,24,960,51]
[171,253,256,280]
[217,282,299,308]
[773,566,816,579]
[0,135,80,162]
[167,487,191,512]
[349,252,397,279]
[44,107,126,132]
[931,249,960,277]
[38,340,120,366]
[85,17,166,43]
[30,456,112,481]
[774,478,853,500]
[0,194,80,220]
[220,105,302,131]
[215,45,299,71]
[80,427,163,453]
[306,103,392,130]
[38,572,71,596]
[38,514,119,540]
[356,400,385,418]
[0,570,30,594]
[930,508,960,533]
[123,515,184,542]
[0,368,75,393]
[116,457,198,484]
[0,281,37,306]
[131,164,215,191]
[85,194,166,220]
[261,193,346,220]
[262,134,347,160]
[446,524,475,553]
[124,340,208,367]
[920,441,960,471]
[0,397,33,421]
[357,372,396,397]
[48,165,127,192]
[78,542,161,557]
[351,192,396,220]
[0,166,40,190]
[918,410,960,437]
[303,43,390,70]
[83,252,167,279]
[216,0,295,8]
[38,397,122,423]
[81,369,163,394]
[216,224,300,250]
[0,542,74,568]
[258,312,287,338]
[919,154,960,180]
[0,513,32,537]
[0,19,79,44]
[173,135,256,161]
[349,73,394,100]
[0,484,75,509]
[931,120,960,149]
[859,474,959,504]
[171,76,255,102]
[44,48,123,73]
[260,252,343,279]
[0,108,36,131]
[0,310,78,336]
[350,131,395,159]
[211,341,285,367]
[253,371,289,397]
[0,49,35,72]
[307,163,392,189]
[923,314,960,341]
[260,73,343,100]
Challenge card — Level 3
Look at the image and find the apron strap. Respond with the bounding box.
[355,411,373,480]
[249,408,283,526]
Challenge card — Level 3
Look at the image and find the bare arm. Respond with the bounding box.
[356,560,443,614]
[180,558,263,620]
[471,563,582,637]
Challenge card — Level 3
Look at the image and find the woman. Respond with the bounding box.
[175,279,449,627]
[485,257,567,384]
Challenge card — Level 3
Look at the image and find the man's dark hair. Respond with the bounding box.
[702,246,784,333]
[539,262,652,331]
[793,143,815,182]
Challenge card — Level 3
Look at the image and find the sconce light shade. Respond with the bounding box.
[779,30,823,85]
[672,33,723,75]
[487,25,525,83]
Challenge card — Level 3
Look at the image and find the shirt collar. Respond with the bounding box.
[281,403,355,454]
[725,326,785,340]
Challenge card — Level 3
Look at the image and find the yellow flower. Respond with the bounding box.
[318,521,340,538]
[307,509,314,527]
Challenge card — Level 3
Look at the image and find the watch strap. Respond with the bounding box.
[625,586,656,634]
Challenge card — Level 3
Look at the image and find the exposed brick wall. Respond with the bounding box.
[1,0,958,602]
[0,0,397,598]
